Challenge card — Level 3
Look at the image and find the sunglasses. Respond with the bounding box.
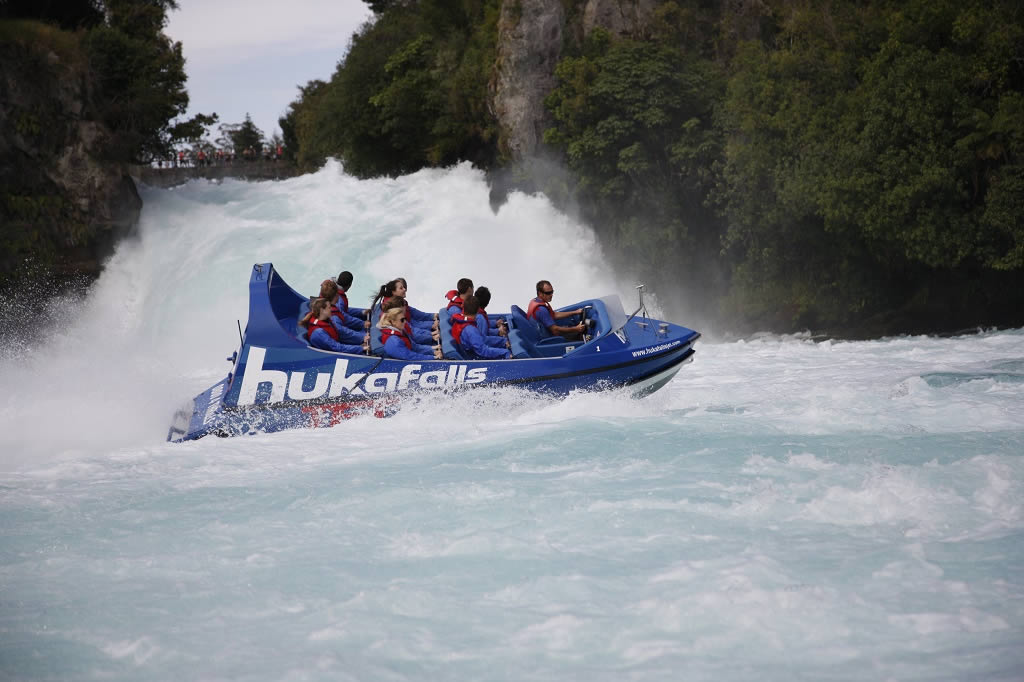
[399,317,407,322]
[541,290,554,295]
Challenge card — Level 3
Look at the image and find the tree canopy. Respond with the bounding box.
[284,0,1024,334]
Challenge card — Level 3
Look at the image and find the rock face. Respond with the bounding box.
[492,0,566,160]
[582,0,657,38]
[491,0,659,161]
[0,37,141,290]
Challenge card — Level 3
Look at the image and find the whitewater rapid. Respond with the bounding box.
[1,162,1022,681]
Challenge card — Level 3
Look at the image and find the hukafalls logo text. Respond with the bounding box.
[236,347,487,406]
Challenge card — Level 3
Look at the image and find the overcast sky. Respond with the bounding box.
[165,0,372,143]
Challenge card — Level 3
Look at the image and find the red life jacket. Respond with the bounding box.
[380,326,412,349]
[450,313,474,347]
[339,291,349,313]
[305,316,339,342]
[527,297,554,321]
[445,290,463,312]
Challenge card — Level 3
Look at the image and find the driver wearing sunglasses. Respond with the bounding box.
[526,280,586,339]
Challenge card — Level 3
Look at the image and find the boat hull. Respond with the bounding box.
[167,263,700,442]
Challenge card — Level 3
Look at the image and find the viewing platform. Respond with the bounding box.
[130,161,299,188]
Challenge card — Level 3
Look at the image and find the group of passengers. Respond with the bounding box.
[300,272,588,361]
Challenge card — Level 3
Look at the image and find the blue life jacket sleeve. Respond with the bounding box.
[331,315,366,345]
[476,316,505,345]
[310,328,364,354]
[409,324,434,345]
[459,325,511,360]
[341,310,364,332]
[410,339,435,355]
[408,305,434,324]
[383,335,435,361]
[348,305,367,320]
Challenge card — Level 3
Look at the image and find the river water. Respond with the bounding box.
[1,162,1022,680]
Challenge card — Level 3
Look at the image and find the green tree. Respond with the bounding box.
[83,0,214,161]
[544,29,726,309]
[282,0,499,176]
[229,114,265,156]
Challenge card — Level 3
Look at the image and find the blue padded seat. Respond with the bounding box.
[437,308,465,360]
[507,330,532,359]
[510,305,542,345]
[368,304,385,356]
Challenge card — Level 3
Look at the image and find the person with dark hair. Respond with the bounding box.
[451,296,511,360]
[300,298,366,354]
[371,278,437,333]
[473,286,507,339]
[335,270,367,323]
[318,280,368,345]
[379,307,441,360]
[527,280,585,339]
[444,278,474,313]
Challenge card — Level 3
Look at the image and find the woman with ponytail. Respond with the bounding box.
[371,278,438,336]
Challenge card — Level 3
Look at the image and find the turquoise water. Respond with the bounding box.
[2,163,1022,680]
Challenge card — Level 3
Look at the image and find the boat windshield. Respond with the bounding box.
[595,295,628,334]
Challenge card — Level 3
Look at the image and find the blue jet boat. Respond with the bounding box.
[167,263,700,441]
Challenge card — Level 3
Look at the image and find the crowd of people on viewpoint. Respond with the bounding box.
[155,145,285,169]
[298,271,589,361]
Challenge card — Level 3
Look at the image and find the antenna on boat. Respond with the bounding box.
[636,284,648,320]
[616,284,650,338]
[237,319,243,346]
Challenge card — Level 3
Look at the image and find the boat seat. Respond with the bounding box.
[437,308,465,360]
[507,330,532,359]
[368,304,385,357]
[510,305,542,344]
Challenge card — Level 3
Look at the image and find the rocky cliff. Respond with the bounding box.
[0,26,141,294]
[491,0,658,160]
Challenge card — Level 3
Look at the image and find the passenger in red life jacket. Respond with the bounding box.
[334,270,369,327]
[445,278,474,314]
[473,286,508,340]
[371,278,438,335]
[527,279,585,339]
[300,298,367,354]
[451,295,511,360]
[382,298,437,345]
[378,307,440,361]
[318,280,368,344]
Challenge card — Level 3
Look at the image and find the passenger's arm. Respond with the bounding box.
[311,329,363,354]
[384,337,435,361]
[409,325,435,345]
[465,328,511,360]
[535,307,584,338]
[546,321,586,336]
[331,316,367,345]
[553,307,584,320]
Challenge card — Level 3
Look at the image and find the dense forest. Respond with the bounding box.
[0,0,212,296]
[282,0,1024,336]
